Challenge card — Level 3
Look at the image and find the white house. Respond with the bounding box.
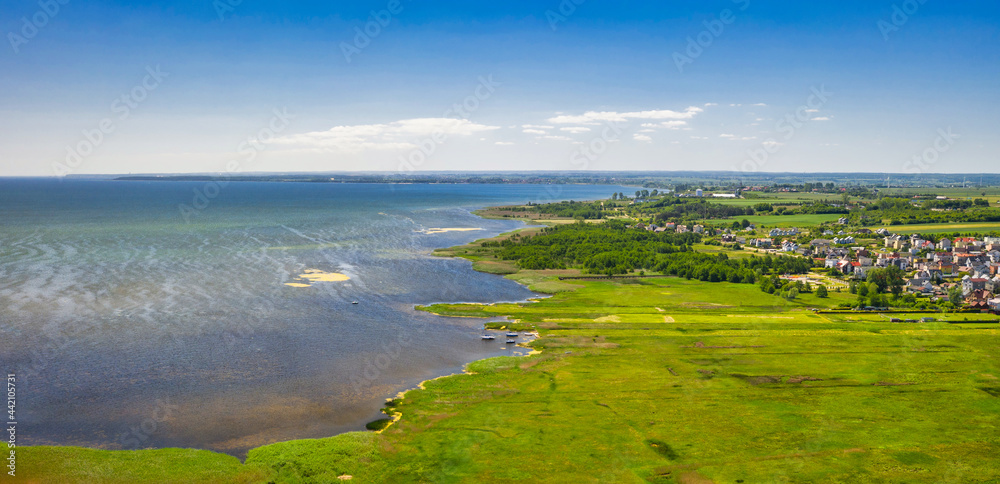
[885,235,904,249]
[937,238,952,250]
[853,263,870,279]
[963,275,989,296]
[782,241,799,252]
[833,236,855,245]
[770,228,800,237]
[987,275,1000,292]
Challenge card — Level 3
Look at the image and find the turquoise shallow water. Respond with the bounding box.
[0,179,630,457]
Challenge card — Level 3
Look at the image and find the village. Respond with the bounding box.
[632,220,1000,313]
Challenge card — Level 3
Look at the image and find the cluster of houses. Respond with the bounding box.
[744,228,803,253]
[629,220,1000,311]
[630,223,706,234]
[817,234,1000,311]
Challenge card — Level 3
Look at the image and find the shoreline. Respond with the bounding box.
[19,205,557,463]
[374,209,554,433]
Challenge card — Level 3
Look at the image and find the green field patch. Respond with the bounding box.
[876,222,1000,234]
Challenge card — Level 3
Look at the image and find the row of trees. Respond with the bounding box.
[654,252,812,284]
[488,221,813,278]
[646,199,754,221]
[758,276,830,300]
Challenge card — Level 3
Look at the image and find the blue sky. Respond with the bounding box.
[1,0,998,176]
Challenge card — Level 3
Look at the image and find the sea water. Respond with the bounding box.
[0,179,630,456]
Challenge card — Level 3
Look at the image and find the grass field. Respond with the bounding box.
[18,235,1000,483]
[699,213,843,228]
[874,222,1000,235]
[881,187,1000,206]
[708,193,840,208]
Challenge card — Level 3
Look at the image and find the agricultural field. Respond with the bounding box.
[710,194,836,207]
[875,222,1000,235]
[882,187,1000,206]
[699,213,843,228]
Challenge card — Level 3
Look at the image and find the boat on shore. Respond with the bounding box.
[481,335,496,340]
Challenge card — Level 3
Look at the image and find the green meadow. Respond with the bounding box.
[874,221,1000,235]
[700,213,844,227]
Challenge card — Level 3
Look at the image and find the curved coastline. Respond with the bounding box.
[17,207,555,472]
[370,212,557,435]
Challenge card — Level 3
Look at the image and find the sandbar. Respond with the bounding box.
[284,269,351,287]
[420,228,484,235]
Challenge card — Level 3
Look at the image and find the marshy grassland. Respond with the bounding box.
[18,230,1000,483]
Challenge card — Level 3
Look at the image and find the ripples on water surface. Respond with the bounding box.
[0,179,628,456]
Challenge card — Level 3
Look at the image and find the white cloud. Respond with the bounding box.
[641,120,687,130]
[633,134,652,142]
[690,136,709,140]
[638,129,656,133]
[273,118,499,153]
[704,103,719,107]
[804,109,819,113]
[812,116,831,121]
[752,103,768,107]
[538,135,573,141]
[720,134,736,138]
[559,127,592,134]
[495,141,514,146]
[523,129,547,135]
[548,106,703,125]
[522,124,554,130]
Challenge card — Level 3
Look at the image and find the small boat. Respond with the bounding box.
[505,339,516,344]
[351,301,359,305]
[481,335,495,340]
[505,332,518,338]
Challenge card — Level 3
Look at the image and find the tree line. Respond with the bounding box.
[484,221,812,278]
